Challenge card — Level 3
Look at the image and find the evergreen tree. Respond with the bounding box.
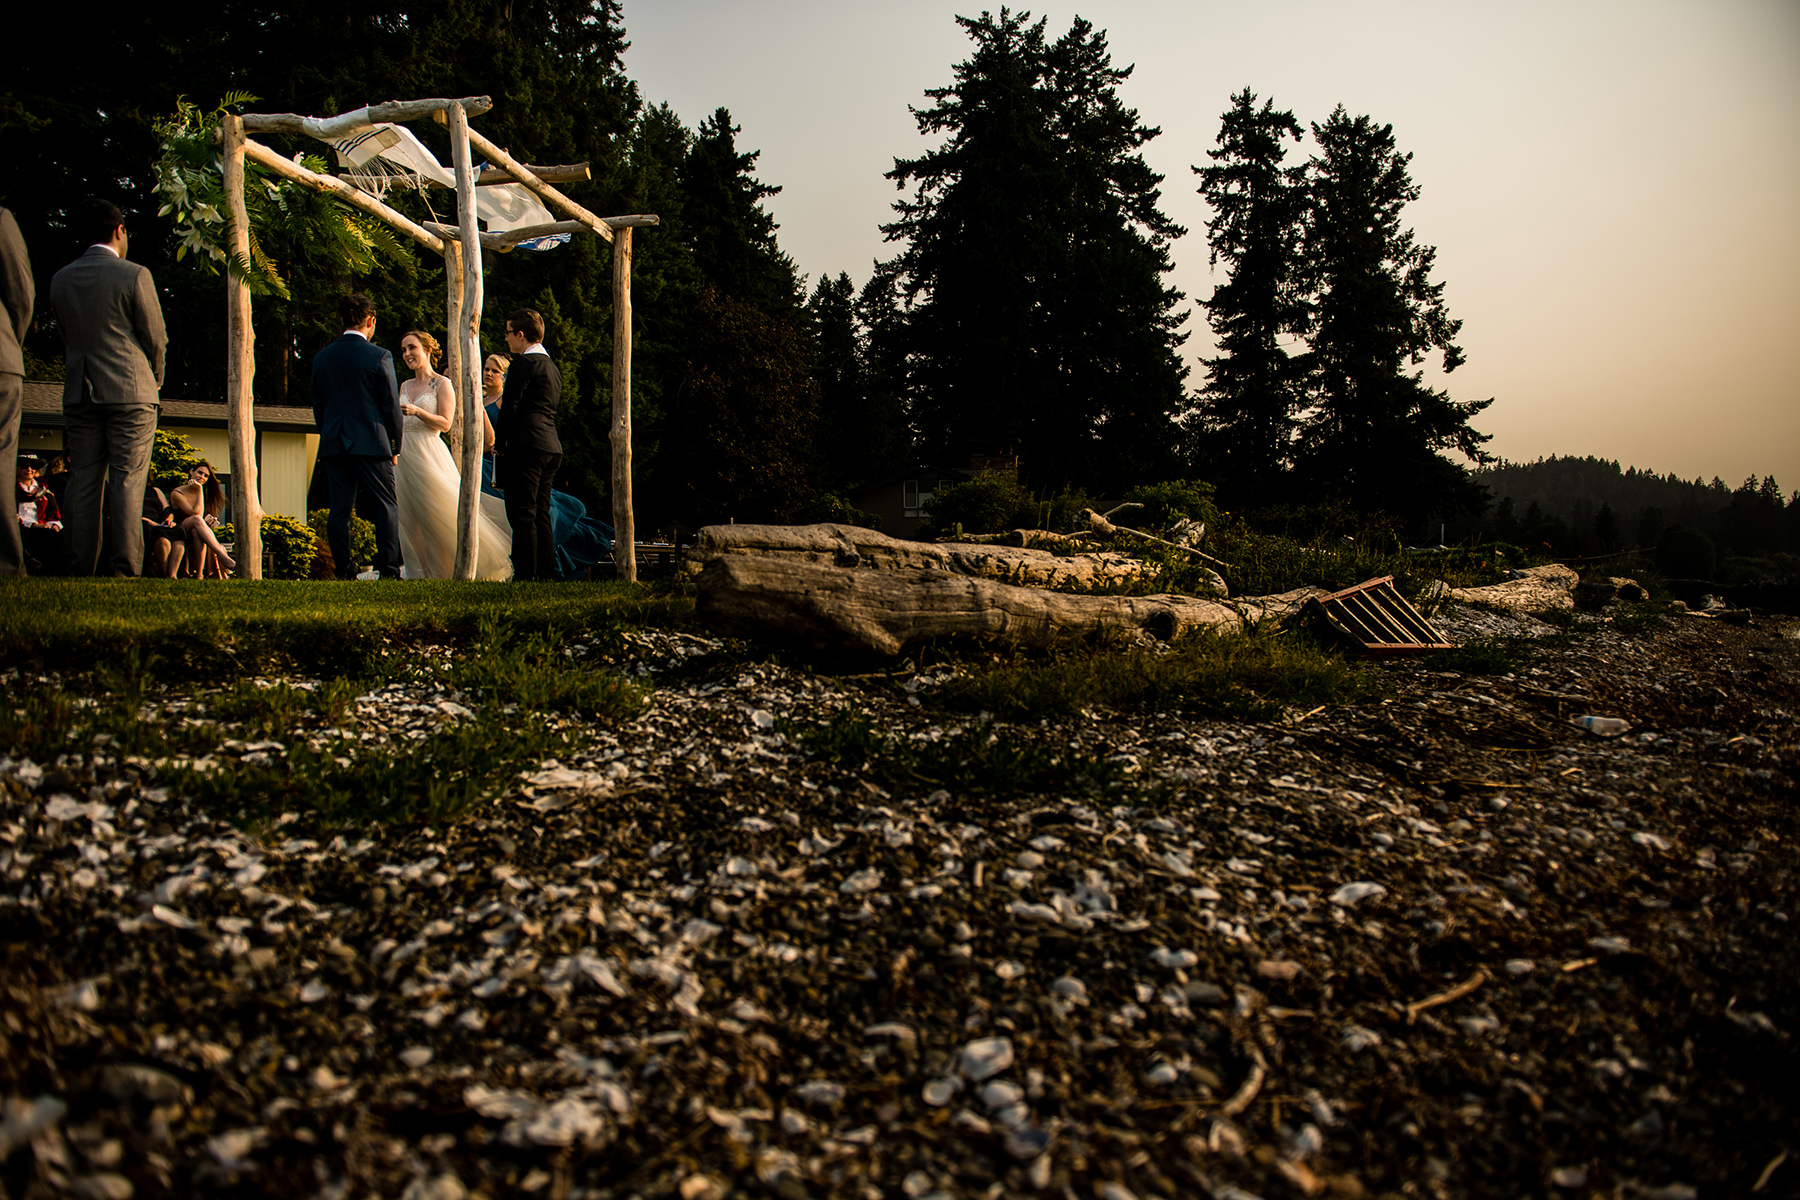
[807,272,906,493]
[876,10,1187,488]
[1190,89,1306,504]
[1295,106,1492,523]
[678,108,802,311]
[648,107,820,527]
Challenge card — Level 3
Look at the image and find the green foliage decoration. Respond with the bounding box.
[152,94,412,300]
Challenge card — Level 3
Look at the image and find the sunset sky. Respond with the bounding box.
[618,0,1800,490]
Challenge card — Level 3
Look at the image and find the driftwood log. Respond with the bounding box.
[1440,564,1590,613]
[688,523,1152,589]
[690,524,1322,656]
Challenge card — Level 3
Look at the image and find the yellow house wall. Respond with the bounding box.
[257,432,313,519]
[159,424,316,521]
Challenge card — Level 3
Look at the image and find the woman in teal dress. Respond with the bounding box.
[482,353,612,579]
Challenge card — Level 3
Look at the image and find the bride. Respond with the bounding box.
[395,330,513,580]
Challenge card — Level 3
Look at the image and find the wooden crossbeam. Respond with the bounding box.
[244,97,493,137]
[351,164,591,188]
[442,116,615,244]
[424,216,659,253]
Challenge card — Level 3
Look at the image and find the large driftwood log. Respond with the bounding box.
[1445,564,1580,613]
[688,523,1154,589]
[695,554,1326,656]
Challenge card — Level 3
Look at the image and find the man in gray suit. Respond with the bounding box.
[0,206,34,576]
[50,198,167,576]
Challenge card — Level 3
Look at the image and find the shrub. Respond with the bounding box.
[216,513,332,579]
[923,473,1094,538]
[308,508,378,574]
[263,513,330,579]
[150,431,204,492]
[792,492,882,530]
[1118,480,1220,534]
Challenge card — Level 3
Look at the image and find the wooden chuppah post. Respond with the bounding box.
[447,101,486,581]
[220,113,263,578]
[611,226,635,582]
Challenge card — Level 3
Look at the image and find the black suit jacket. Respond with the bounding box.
[495,350,563,457]
[311,333,402,458]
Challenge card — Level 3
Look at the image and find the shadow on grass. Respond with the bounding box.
[0,577,694,676]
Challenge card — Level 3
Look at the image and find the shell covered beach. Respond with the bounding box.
[2,607,1797,1199]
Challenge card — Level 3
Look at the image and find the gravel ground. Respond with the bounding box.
[2,605,1797,1200]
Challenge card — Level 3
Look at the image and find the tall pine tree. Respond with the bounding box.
[876,10,1186,488]
[1190,89,1307,505]
[1295,106,1492,521]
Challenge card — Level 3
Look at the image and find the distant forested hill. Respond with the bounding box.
[1466,455,1797,580]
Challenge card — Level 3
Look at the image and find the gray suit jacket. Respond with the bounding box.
[50,245,166,408]
[0,208,32,378]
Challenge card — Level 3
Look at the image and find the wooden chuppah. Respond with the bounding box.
[220,96,657,580]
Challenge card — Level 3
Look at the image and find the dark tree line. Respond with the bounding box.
[1471,455,1799,580]
[3,4,1510,538]
[0,0,882,534]
[1190,89,1492,526]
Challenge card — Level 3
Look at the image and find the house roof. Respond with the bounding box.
[20,380,317,433]
[848,462,980,499]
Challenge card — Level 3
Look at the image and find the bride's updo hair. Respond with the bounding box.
[403,330,442,365]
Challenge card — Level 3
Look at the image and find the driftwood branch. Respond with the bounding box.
[1405,970,1489,1025]
[425,220,589,253]
[356,163,591,188]
[1083,507,1231,569]
[242,138,445,255]
[243,97,493,137]
[448,121,614,244]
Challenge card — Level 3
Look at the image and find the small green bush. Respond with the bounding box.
[308,508,378,574]
[263,513,328,580]
[150,430,204,492]
[793,492,882,530]
[215,514,330,580]
[1118,479,1220,534]
[923,472,1093,538]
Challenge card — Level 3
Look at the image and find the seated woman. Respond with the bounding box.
[165,462,237,578]
[480,353,612,579]
[141,482,184,576]
[16,456,60,528]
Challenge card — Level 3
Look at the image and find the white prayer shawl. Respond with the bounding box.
[327,124,570,249]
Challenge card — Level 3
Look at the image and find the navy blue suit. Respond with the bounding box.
[311,331,403,578]
[494,350,563,580]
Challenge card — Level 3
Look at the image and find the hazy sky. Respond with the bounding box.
[618,0,1800,489]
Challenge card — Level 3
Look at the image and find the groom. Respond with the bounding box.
[311,293,403,579]
[494,307,563,581]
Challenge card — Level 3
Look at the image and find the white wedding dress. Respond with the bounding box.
[394,376,513,580]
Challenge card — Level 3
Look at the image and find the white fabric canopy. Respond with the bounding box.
[327,123,569,248]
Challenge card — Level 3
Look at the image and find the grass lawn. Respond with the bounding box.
[0,577,694,675]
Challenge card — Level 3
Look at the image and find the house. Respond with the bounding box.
[19,380,320,519]
[848,456,1018,541]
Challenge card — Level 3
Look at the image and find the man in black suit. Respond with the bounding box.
[311,294,403,579]
[494,307,563,581]
[49,199,165,576]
